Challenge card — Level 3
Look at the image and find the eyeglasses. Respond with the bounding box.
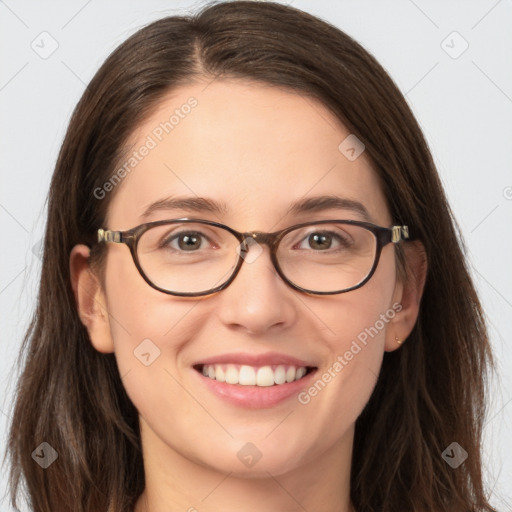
[96,218,412,297]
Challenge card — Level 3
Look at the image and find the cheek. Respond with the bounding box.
[101,248,202,400]
[313,247,398,348]
[103,245,200,341]
[299,248,398,417]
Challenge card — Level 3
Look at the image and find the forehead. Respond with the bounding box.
[106,78,391,230]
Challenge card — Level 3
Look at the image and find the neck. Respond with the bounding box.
[134,418,356,512]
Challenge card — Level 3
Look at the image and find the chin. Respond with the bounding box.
[194,445,307,479]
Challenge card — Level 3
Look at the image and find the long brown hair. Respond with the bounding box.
[5,2,497,511]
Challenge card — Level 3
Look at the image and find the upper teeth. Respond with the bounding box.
[201,364,308,386]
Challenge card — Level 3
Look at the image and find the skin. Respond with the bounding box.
[70,78,427,512]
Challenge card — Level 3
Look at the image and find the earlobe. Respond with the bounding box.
[69,244,115,353]
[385,240,428,352]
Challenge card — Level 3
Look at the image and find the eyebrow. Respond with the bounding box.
[285,195,371,221]
[141,196,229,219]
[140,194,372,222]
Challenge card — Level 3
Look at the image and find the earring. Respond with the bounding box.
[395,336,402,345]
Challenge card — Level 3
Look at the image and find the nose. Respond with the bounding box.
[215,241,297,335]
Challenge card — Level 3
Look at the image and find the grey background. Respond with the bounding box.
[1,0,511,509]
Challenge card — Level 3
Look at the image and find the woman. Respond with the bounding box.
[6,1,497,511]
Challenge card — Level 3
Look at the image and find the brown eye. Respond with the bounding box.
[163,231,206,251]
[294,230,351,251]
[307,232,333,250]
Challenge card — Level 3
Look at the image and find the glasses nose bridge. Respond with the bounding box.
[242,230,279,252]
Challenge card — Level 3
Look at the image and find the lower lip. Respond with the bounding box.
[193,368,317,409]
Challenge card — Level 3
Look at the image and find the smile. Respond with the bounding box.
[195,364,315,386]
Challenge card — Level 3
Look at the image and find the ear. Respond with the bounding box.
[385,240,428,352]
[69,244,114,353]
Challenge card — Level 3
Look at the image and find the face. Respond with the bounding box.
[88,79,405,478]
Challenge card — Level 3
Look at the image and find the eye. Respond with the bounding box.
[296,230,352,251]
[161,230,210,252]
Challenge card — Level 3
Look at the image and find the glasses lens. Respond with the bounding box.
[277,223,377,293]
[137,222,240,294]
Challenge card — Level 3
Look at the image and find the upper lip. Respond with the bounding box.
[193,352,317,368]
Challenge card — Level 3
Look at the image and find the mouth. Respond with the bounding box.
[190,352,319,408]
[193,363,317,387]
